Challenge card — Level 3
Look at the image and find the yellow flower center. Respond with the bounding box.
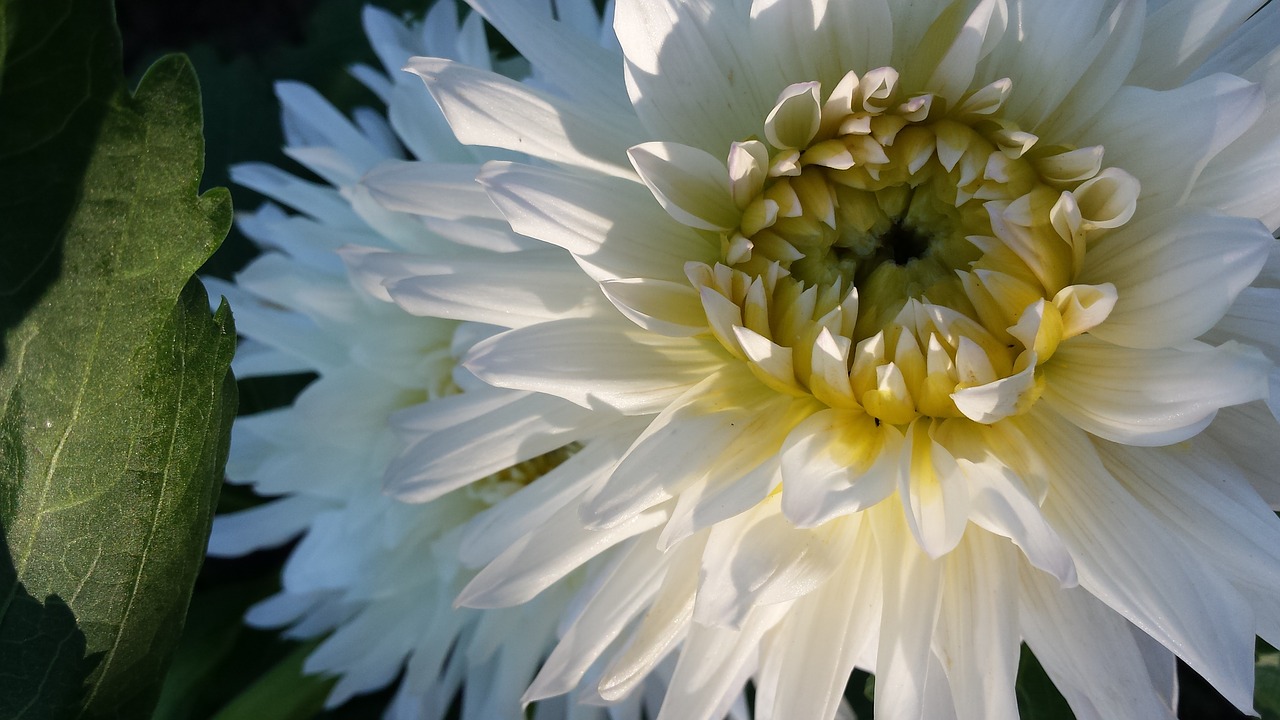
[689,68,1138,426]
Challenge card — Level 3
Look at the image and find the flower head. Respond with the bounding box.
[371,0,1280,717]
[206,4,656,718]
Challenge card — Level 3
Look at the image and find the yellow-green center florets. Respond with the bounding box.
[688,68,1138,426]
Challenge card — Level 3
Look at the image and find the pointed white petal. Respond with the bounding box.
[629,142,740,231]
[1021,410,1257,711]
[934,531,1020,720]
[870,504,944,720]
[458,502,667,609]
[1042,336,1269,446]
[463,316,724,414]
[1200,403,1280,509]
[465,0,631,113]
[779,408,901,527]
[900,420,970,559]
[1097,439,1280,647]
[1130,0,1269,88]
[615,0,779,153]
[1019,565,1178,720]
[359,160,503,220]
[1072,74,1262,213]
[384,388,597,502]
[383,250,605,329]
[599,278,709,336]
[480,161,718,283]
[407,57,642,177]
[694,497,859,629]
[524,535,668,702]
[1081,209,1271,348]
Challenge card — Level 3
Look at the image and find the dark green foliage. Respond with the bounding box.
[0,0,236,716]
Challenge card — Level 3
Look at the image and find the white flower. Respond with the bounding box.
[206,4,673,719]
[369,0,1280,718]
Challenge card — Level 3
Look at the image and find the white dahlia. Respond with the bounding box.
[204,3,670,718]
[361,0,1280,717]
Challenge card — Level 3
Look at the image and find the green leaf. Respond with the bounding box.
[1016,644,1075,720]
[1258,649,1280,719]
[0,0,236,716]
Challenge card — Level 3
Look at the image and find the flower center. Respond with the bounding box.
[684,68,1139,426]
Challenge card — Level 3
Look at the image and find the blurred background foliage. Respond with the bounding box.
[113,0,1273,717]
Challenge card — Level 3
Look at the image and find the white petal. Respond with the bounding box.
[763,82,822,150]
[231,163,362,227]
[1021,410,1257,711]
[978,1,1122,129]
[457,501,667,608]
[382,250,605,329]
[599,278,709,336]
[384,388,597,502]
[579,370,805,528]
[938,420,1077,586]
[1033,1,1145,141]
[359,160,503,220]
[899,420,970,559]
[598,534,706,701]
[407,57,641,177]
[463,316,724,414]
[1097,439,1280,646]
[779,408,901,527]
[615,0,779,153]
[694,497,858,629]
[275,81,387,174]
[1042,336,1270,446]
[934,530,1020,720]
[754,520,881,720]
[524,535,668,702]
[950,352,1039,423]
[480,161,718,283]
[465,0,631,113]
[1081,209,1272,348]
[922,0,1008,105]
[1072,74,1263,213]
[1019,565,1178,720]
[629,142,740,231]
[657,604,789,720]
[206,496,332,557]
[869,504,944,720]
[1200,402,1280,509]
[749,0,892,92]
[1130,0,1269,89]
[457,432,638,568]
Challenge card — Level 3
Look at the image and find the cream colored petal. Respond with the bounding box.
[480,161,718,283]
[754,519,881,720]
[464,0,632,113]
[1018,564,1179,720]
[465,316,724,414]
[407,57,642,177]
[934,531,1020,720]
[615,0,780,153]
[1043,337,1269,446]
[600,277,709,337]
[1071,74,1262,213]
[383,387,597,503]
[1130,0,1269,89]
[779,408,901,527]
[1081,209,1271,348]
[1021,410,1257,712]
[456,500,668,608]
[694,496,858,629]
[629,142,741,231]
[523,534,668,702]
